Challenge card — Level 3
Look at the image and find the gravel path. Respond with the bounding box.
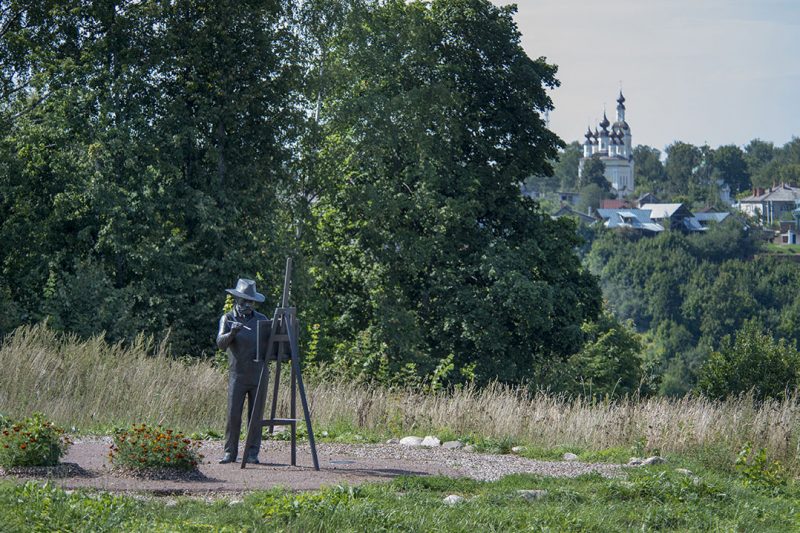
[1,437,623,495]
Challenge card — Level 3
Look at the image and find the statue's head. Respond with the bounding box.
[234,297,255,317]
[225,278,265,317]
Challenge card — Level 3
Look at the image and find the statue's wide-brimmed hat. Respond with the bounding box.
[225,278,265,303]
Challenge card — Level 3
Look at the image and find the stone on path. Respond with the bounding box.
[399,436,424,447]
[627,456,666,467]
[517,489,548,502]
[562,453,578,461]
[386,438,400,444]
[443,440,463,450]
[511,446,527,454]
[443,494,465,505]
[421,436,441,447]
[463,444,476,453]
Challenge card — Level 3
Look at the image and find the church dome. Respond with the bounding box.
[617,91,626,105]
[599,113,610,129]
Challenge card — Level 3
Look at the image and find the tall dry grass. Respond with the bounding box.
[0,324,227,429]
[2,324,799,469]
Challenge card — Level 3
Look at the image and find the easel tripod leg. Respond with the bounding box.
[286,320,319,471]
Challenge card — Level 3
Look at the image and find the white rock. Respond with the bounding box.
[463,444,476,453]
[421,436,441,447]
[517,489,548,501]
[562,453,579,461]
[442,440,463,450]
[642,456,666,466]
[443,494,465,505]
[511,446,527,454]
[399,436,424,447]
[386,438,400,444]
[675,468,693,476]
[228,499,243,506]
[165,499,178,507]
[627,457,644,466]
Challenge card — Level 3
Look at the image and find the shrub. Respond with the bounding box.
[698,321,800,401]
[735,442,787,488]
[109,423,202,471]
[0,413,72,468]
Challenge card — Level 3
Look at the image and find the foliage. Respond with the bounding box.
[633,145,667,196]
[576,183,605,214]
[698,321,800,401]
[586,223,800,393]
[713,145,750,194]
[0,0,301,356]
[565,309,646,398]
[578,155,609,192]
[550,141,583,191]
[109,423,203,471]
[304,0,600,384]
[0,413,71,468]
[734,443,787,489]
[257,485,361,521]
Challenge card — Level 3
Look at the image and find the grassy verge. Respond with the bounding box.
[2,324,800,474]
[1,466,797,532]
[762,242,800,254]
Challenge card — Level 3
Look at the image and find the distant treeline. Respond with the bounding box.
[543,137,800,207]
[585,222,800,396]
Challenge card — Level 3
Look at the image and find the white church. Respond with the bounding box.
[578,91,634,195]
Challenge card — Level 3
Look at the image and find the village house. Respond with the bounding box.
[737,184,800,225]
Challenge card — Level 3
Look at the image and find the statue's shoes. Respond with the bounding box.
[245,455,260,464]
[218,453,236,464]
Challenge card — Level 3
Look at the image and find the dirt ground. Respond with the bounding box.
[2,437,622,496]
[3,438,459,495]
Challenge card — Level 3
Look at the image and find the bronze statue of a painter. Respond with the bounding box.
[216,278,268,464]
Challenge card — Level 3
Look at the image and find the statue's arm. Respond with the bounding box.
[216,315,234,350]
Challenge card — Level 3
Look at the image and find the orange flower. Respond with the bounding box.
[165,457,170,462]
[19,443,26,449]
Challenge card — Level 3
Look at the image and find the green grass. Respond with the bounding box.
[762,242,800,254]
[1,465,797,532]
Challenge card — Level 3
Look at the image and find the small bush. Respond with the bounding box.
[698,321,800,401]
[734,442,787,488]
[109,423,203,471]
[0,413,72,468]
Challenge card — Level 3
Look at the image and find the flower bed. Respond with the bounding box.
[109,423,203,475]
[0,413,72,469]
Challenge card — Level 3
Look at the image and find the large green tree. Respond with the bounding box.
[306,0,601,383]
[713,145,750,194]
[633,145,667,196]
[0,1,301,353]
[664,141,701,198]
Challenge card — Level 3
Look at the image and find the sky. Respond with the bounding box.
[490,0,800,152]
